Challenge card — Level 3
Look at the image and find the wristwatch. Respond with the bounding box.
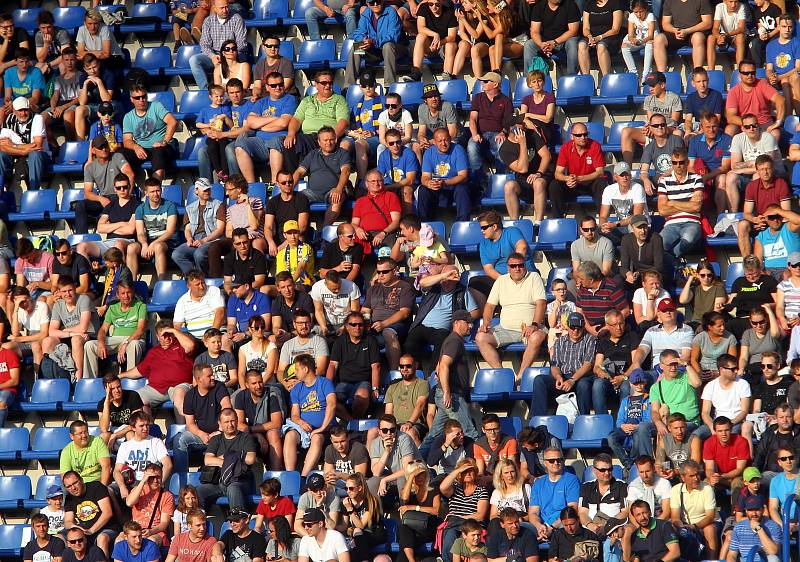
[754,525,762,532]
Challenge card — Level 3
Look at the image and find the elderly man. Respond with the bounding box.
[671,460,719,559]
[468,71,513,178]
[476,252,546,380]
[352,170,402,253]
[63,471,116,557]
[171,178,226,275]
[574,261,630,336]
[622,499,680,562]
[726,59,785,140]
[344,0,404,87]
[190,0,247,90]
[60,419,111,484]
[173,270,226,342]
[658,147,704,258]
[0,96,49,190]
[549,122,606,218]
[121,85,178,180]
[419,127,470,222]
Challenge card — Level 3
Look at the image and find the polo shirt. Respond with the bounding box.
[227,290,271,332]
[222,248,268,284]
[669,483,715,524]
[529,472,581,525]
[630,518,679,562]
[330,334,380,384]
[744,177,791,215]
[137,342,195,394]
[575,278,628,326]
[648,368,700,424]
[657,172,704,225]
[729,518,782,562]
[578,479,628,520]
[702,434,751,474]
[173,285,226,338]
[479,226,534,274]
[471,91,513,134]
[556,139,604,177]
[688,132,732,171]
[352,190,402,232]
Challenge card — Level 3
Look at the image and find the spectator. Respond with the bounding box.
[621,71,683,166]
[63,471,116,557]
[97,373,143,446]
[418,127,470,222]
[75,58,117,142]
[599,162,648,245]
[296,508,350,562]
[213,509,267,562]
[749,0,781,68]
[518,70,557,141]
[690,312,738,381]
[0,15,30,91]
[768,446,799,528]
[632,270,670,331]
[670,460,718,559]
[647,348,703,438]
[415,83,460,164]
[697,354,751,443]
[285,354,336,476]
[626,455,672,519]
[327,310,379,420]
[213,38,250,89]
[62,527,106,562]
[165,510,217,562]
[486,507,539,562]
[741,155,792,258]
[114,411,171,491]
[128,178,179,281]
[233,368,283,469]
[84,280,146,379]
[305,0,358,40]
[427,419,476,479]
[344,0,404,87]
[276,308,328,387]
[766,15,800,119]
[621,0,656,79]
[549,122,607,218]
[528,446,580,541]
[125,462,174,547]
[275,220,315,290]
[524,0,580,76]
[254,478,297,532]
[195,86,235,184]
[0,97,49,190]
[572,215,616,279]
[577,453,628,533]
[679,260,727,327]
[728,495,782,562]
[173,270,226,342]
[198,80,250,182]
[263,171,310,257]
[319,223,364,285]
[687,112,732,212]
[323,425,370,491]
[653,0,712,70]
[702,415,750,501]
[608,370,652,470]
[3,49,44,110]
[112,521,161,562]
[200,327,241,388]
[751,353,791,418]
[683,67,724,139]
[658,147,704,258]
[577,0,624,76]
[50,238,97,303]
[498,122,552,224]
[738,307,782,378]
[340,472,386,560]
[43,47,81,142]
[467,72,513,178]
[408,0,458,81]
[451,519,486,562]
[575,261,630,335]
[60,420,111,486]
[594,308,640,396]
[476,252,546,379]
[621,500,680,562]
[3,286,48,370]
[227,278,271,350]
[530,312,597,417]
[396,460,440,562]
[171,179,226,276]
[726,121,785,216]
[23,514,65,562]
[75,178,138,270]
[383,355,430,446]
[473,415,518,485]
[620,215,665,287]
[43,276,95,382]
[639,114,685,197]
[220,227,268,294]
[251,35,295,96]
[190,0,247,90]
[75,9,125,91]
[548,506,601,562]
[352,170,402,254]
[488,458,529,521]
[655,412,702,481]
[377,128,418,216]
[33,10,70,77]
[369,413,424,498]
[754,404,800,486]
[439,458,489,562]
[121,85,178,180]
[294,473,341,535]
[707,0,746,70]
[725,60,784,141]
[726,255,779,340]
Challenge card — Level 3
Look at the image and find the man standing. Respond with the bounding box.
[172,178,226,275]
[326,311,379,420]
[467,72,513,180]
[60,420,111,485]
[114,411,172,497]
[190,0,247,90]
[622,499,680,562]
[234,369,284,470]
[344,0,405,87]
[657,147,705,258]
[528,447,580,541]
[549,122,607,218]
[418,127,471,222]
[23,514,65,562]
[212,509,267,562]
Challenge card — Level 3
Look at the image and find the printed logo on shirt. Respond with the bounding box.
[301,390,321,413]
[76,500,100,523]
[435,162,451,178]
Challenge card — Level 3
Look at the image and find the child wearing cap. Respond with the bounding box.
[40,486,65,535]
[410,223,449,288]
[275,220,315,289]
[88,101,123,156]
[196,84,234,182]
[607,369,652,470]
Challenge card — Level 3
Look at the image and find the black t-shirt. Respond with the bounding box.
[631,519,679,562]
[595,331,640,375]
[233,389,282,427]
[53,253,98,293]
[417,3,458,37]
[102,196,139,239]
[323,440,370,474]
[0,28,30,63]
[22,536,65,562]
[330,334,380,384]
[271,292,315,329]
[62,546,107,562]
[97,389,144,427]
[498,130,549,181]
[439,332,469,395]
[221,529,267,562]
[486,527,540,560]
[320,241,365,271]
[531,0,581,42]
[64,481,112,532]
[207,431,258,477]
[755,3,781,35]
[755,376,794,415]
[265,193,310,243]
[731,275,778,318]
[585,0,621,38]
[183,382,231,434]
[548,526,601,562]
[223,248,268,284]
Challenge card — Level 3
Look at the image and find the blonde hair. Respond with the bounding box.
[492,458,523,496]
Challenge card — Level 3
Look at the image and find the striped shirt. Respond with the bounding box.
[226,196,264,238]
[657,171,704,225]
[552,332,597,376]
[446,482,490,519]
[729,518,782,562]
[199,13,248,58]
[576,278,628,327]
[639,323,694,365]
[778,278,800,319]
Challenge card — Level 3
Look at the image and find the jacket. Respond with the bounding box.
[352,7,402,47]
[619,230,664,276]
[753,425,800,473]
[409,283,467,332]
[184,198,223,241]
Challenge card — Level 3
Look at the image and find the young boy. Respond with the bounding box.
[546,278,576,354]
[607,369,651,470]
[720,466,763,556]
[451,519,487,562]
[348,72,383,181]
[88,101,123,159]
[196,84,233,181]
[39,485,64,536]
[253,477,297,534]
[194,327,238,389]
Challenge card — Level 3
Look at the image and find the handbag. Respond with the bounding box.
[199,464,221,485]
[401,509,430,532]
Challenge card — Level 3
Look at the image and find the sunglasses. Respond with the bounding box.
[388,140,402,146]
[665,362,680,368]
[380,427,397,434]
[479,223,496,231]
[114,184,129,190]
[581,227,597,233]
[367,0,381,4]
[650,123,666,128]
[508,263,526,269]
[594,467,613,473]
[767,214,782,220]
[751,320,766,326]
[572,132,588,137]
[399,364,414,368]
[780,455,795,461]
[264,43,280,48]
[544,458,563,463]
[790,263,800,268]
[347,322,365,327]
[761,363,776,369]
[386,103,399,109]
[268,82,284,88]
[131,95,147,100]
[278,180,294,185]
[250,325,264,331]
[302,522,318,528]
[698,273,712,278]
[376,269,393,274]
[672,160,687,165]
[740,70,757,76]
[316,80,333,86]
[342,233,355,239]
[743,123,758,130]
[99,111,113,117]
[55,251,70,256]
[346,485,359,490]
[222,46,237,52]
[67,538,85,544]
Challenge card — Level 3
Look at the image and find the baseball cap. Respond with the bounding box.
[789,251,800,266]
[226,508,250,521]
[629,369,648,385]
[302,507,326,523]
[194,178,212,191]
[12,97,29,111]
[419,224,435,248]
[231,274,253,288]
[657,298,677,312]
[744,495,764,510]
[91,136,110,149]
[630,214,649,227]
[98,101,115,116]
[452,310,473,324]
[567,312,584,328]
[644,71,667,87]
[359,71,376,88]
[478,71,502,84]
[423,84,441,98]
[283,220,300,233]
[306,473,326,491]
[604,517,627,537]
[743,467,762,482]
[613,161,631,176]
[46,485,63,499]
[376,246,392,259]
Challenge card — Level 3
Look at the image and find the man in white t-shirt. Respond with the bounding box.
[726,112,785,209]
[173,270,226,346]
[695,353,753,443]
[377,93,414,156]
[297,507,351,562]
[113,411,172,499]
[310,270,361,339]
[3,285,50,370]
[626,455,672,519]
[599,162,649,246]
[0,96,50,190]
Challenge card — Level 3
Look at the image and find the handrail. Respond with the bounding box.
[781,493,800,562]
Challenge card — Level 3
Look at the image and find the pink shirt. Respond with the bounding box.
[167,532,217,562]
[14,251,54,283]
[726,79,778,125]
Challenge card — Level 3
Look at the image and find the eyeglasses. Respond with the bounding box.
[388,140,402,146]
[650,123,666,128]
[346,485,359,490]
[380,427,397,434]
[544,458,563,463]
[594,467,612,473]
[268,82,284,88]
[581,227,597,233]
[664,362,680,368]
[67,538,85,544]
[484,427,500,433]
[367,0,381,4]
[131,95,147,100]
[672,160,687,165]
[743,123,758,130]
[386,103,399,109]
[399,364,414,368]
[265,43,280,48]
[222,46,237,52]
[751,320,766,326]
[347,322,365,327]
[779,455,796,461]
[376,269,393,274]
[572,132,588,137]
[740,70,757,76]
[250,325,264,331]
[761,363,776,369]
[342,233,355,239]
[508,263,526,269]
[316,80,333,86]
[479,223,497,231]
[278,180,294,185]
[55,251,69,256]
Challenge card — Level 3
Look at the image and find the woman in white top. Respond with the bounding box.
[707,0,747,69]
[489,458,530,521]
[621,0,657,78]
[237,315,278,387]
[213,39,251,89]
[632,270,671,328]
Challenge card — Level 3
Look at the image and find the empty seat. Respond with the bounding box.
[330,38,353,71]
[247,0,290,26]
[0,427,29,462]
[176,136,207,169]
[12,8,43,34]
[165,45,202,77]
[605,121,645,152]
[528,415,569,441]
[562,414,614,448]
[51,189,85,221]
[448,221,483,253]
[64,378,107,411]
[503,219,534,243]
[19,379,70,412]
[21,427,71,461]
[347,419,379,432]
[387,82,424,107]
[593,72,639,106]
[161,184,185,213]
[148,280,188,313]
[284,0,318,25]
[52,141,89,174]
[0,475,31,508]
[481,174,514,206]
[120,3,168,33]
[499,416,522,437]
[174,89,210,121]
[8,189,57,222]
[555,75,595,107]
[121,378,147,391]
[530,218,577,252]
[133,46,171,75]
[295,39,336,70]
[471,368,515,402]
[435,79,469,108]
[0,524,30,558]
[509,367,550,400]
[147,91,176,113]
[52,6,86,34]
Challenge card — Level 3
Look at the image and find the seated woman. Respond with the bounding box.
[519,70,556,144]
[452,0,490,79]
[691,311,738,383]
[213,39,251,89]
[679,259,727,330]
[237,315,278,387]
[397,460,441,562]
[577,0,624,76]
[738,304,781,381]
[488,458,530,531]
[338,473,386,562]
[439,458,490,562]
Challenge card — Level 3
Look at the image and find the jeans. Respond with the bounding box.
[419,387,479,458]
[173,431,208,473]
[199,142,240,181]
[0,151,49,189]
[661,221,702,258]
[523,36,579,76]
[0,389,14,428]
[530,372,596,417]
[416,183,472,222]
[607,424,655,468]
[198,480,252,511]
[72,199,104,234]
[651,0,663,18]
[467,131,504,173]
[441,524,461,562]
[189,53,214,90]
[305,5,358,40]
[621,41,654,77]
[344,42,406,87]
[172,241,214,275]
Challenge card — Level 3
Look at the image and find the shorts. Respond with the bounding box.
[492,325,547,347]
[235,135,282,162]
[303,189,335,204]
[335,381,371,403]
[29,288,51,301]
[18,341,34,356]
[512,172,553,202]
[139,238,179,259]
[665,34,691,50]
[137,383,191,408]
[96,238,134,254]
[731,173,752,191]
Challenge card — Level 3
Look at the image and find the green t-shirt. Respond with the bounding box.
[649,370,700,424]
[295,94,349,134]
[59,436,110,483]
[451,538,487,557]
[104,300,147,337]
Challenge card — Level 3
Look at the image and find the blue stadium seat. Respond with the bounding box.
[0,427,29,462]
[564,122,604,144]
[165,45,202,77]
[509,367,550,401]
[166,424,188,444]
[707,212,742,247]
[64,378,106,411]
[686,69,725,95]
[24,474,62,509]
[262,470,301,501]
[562,414,614,449]
[120,2,168,33]
[512,75,554,108]
[167,471,202,495]
[21,427,71,461]
[592,73,638,106]
[0,475,31,509]
[121,378,147,391]
[330,38,353,70]
[499,416,522,437]
[605,121,645,152]
[0,524,29,558]
[728,67,766,89]
[19,379,70,413]
[663,71,683,95]
[284,0,318,25]
[161,185,185,214]
[67,233,102,247]
[344,83,385,107]
[147,91,176,113]
[176,136,206,169]
[133,46,171,76]
[546,267,572,299]
[459,269,484,289]
[52,7,86,34]
[448,221,483,253]
[388,82,424,107]
[248,183,269,205]
[582,464,625,482]
[555,75,595,107]
[8,189,57,222]
[481,174,513,206]
[52,140,89,174]
[471,368,515,402]
[347,419,379,432]
[51,189,85,221]
[175,89,210,121]
[247,0,290,26]
[531,218,577,252]
[503,219,534,243]
[528,415,569,441]
[148,280,188,313]
[792,162,800,189]
[295,39,336,70]
[725,262,745,294]
[435,79,469,108]
[186,182,226,204]
[12,8,43,34]
[423,221,445,240]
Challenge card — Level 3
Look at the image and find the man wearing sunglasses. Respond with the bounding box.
[264,171,310,258]
[638,115,685,197]
[377,128,418,216]
[725,59,785,141]
[251,35,295,98]
[549,122,607,219]
[344,0,405,88]
[528,446,580,541]
[369,413,422,497]
[121,84,178,181]
[754,205,800,278]
[296,508,351,562]
[577,453,628,535]
[62,526,106,562]
[571,215,615,280]
[657,146,704,259]
[768,446,800,531]
[318,222,363,285]
[419,127,470,222]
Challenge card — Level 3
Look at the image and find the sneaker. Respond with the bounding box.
[441,72,453,80]
[405,69,422,82]
[179,27,195,46]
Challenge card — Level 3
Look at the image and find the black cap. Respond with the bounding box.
[306,473,326,491]
[231,274,253,288]
[422,83,441,98]
[226,508,250,521]
[98,101,115,116]
[91,136,110,149]
[302,507,326,523]
[452,310,473,323]
[359,72,377,88]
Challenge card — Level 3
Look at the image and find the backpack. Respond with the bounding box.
[30,235,54,254]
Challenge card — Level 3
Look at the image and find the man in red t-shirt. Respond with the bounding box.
[165,509,216,562]
[548,122,607,218]
[121,319,197,421]
[725,59,785,140]
[702,416,751,498]
[738,154,792,256]
[352,170,402,253]
[253,476,298,533]
[0,346,20,429]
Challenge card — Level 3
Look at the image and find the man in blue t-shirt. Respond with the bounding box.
[529,446,580,540]
[378,128,419,216]
[234,72,298,185]
[226,276,270,338]
[111,521,160,562]
[3,47,44,110]
[130,177,178,280]
[121,85,178,180]
[766,15,800,117]
[683,67,724,138]
[768,445,799,523]
[688,113,732,211]
[419,127,470,222]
